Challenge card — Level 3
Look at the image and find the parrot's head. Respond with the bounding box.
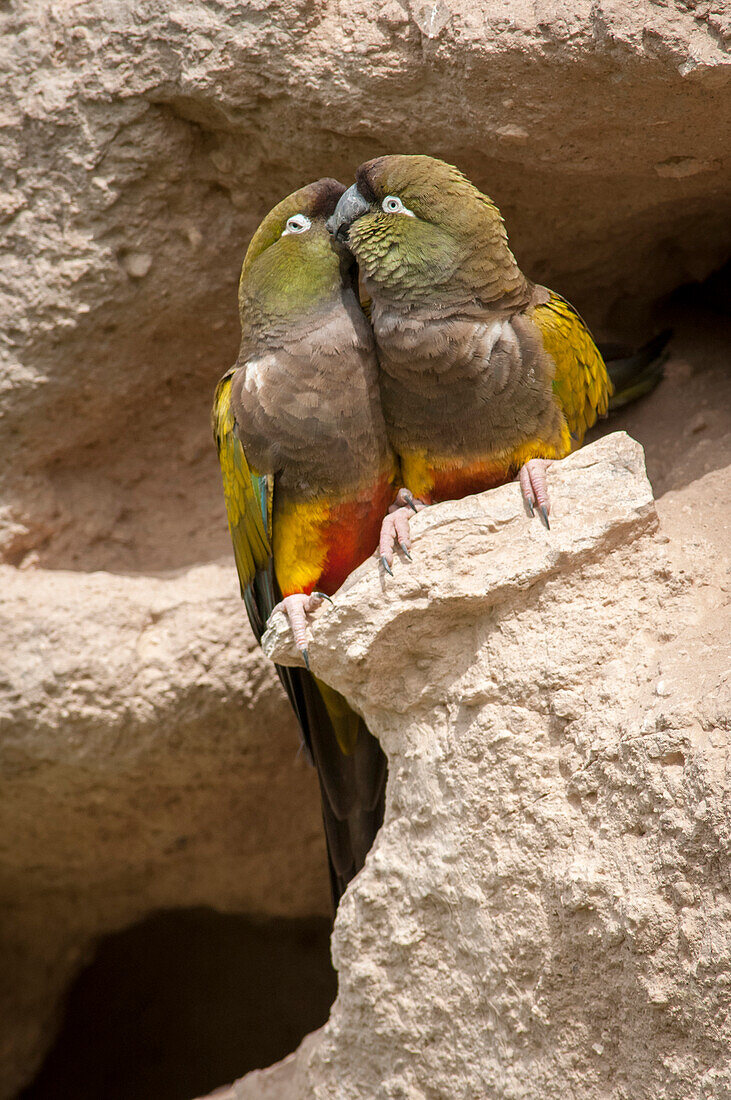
[328,154,525,307]
[239,178,353,333]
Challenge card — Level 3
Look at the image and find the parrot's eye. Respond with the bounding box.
[282,214,312,236]
[381,195,414,217]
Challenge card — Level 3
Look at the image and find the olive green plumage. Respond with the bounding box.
[348,155,528,309]
[239,182,349,337]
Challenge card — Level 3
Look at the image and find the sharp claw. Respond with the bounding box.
[525,498,535,517]
[399,542,412,561]
[405,495,419,514]
[538,504,550,530]
[301,646,310,671]
[312,591,333,604]
[380,555,393,576]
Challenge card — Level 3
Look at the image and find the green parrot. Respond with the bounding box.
[328,154,666,561]
[212,178,397,903]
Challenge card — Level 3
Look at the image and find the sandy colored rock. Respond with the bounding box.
[1,0,730,1092]
[0,563,330,1098]
[221,432,731,1100]
[1,0,730,569]
[0,562,328,916]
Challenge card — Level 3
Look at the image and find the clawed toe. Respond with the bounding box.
[379,507,415,567]
[379,490,426,573]
[519,460,553,529]
[273,591,331,664]
[394,487,419,514]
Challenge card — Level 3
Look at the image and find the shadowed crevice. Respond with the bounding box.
[20,908,336,1100]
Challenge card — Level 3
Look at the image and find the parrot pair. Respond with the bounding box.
[213,157,665,904]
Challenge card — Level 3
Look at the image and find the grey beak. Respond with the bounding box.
[327,184,371,241]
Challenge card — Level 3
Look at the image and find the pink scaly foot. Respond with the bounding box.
[518,459,553,529]
[271,591,332,669]
[379,488,426,575]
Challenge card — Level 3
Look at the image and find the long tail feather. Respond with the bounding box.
[295,674,387,905]
[245,565,386,907]
[601,330,671,412]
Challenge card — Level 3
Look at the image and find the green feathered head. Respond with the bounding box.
[328,155,525,306]
[239,178,351,334]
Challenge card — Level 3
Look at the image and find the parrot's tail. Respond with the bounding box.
[277,661,387,909]
[601,329,672,412]
[246,564,386,910]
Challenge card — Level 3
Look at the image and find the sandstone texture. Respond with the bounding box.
[1,0,730,571]
[0,564,330,1098]
[224,431,731,1100]
[1,0,730,1095]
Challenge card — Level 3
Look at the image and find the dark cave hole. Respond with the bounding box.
[20,908,336,1100]
[658,255,730,315]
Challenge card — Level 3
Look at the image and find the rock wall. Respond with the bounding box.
[1,0,730,1094]
[0,564,331,1098]
[1,0,730,568]
[235,432,731,1100]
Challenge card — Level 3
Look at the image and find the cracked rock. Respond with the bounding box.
[221,433,731,1100]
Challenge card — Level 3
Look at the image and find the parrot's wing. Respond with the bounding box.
[531,291,612,446]
[213,368,309,726]
[212,369,276,639]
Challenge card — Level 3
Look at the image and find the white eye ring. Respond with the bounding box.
[282,213,311,236]
[381,195,414,217]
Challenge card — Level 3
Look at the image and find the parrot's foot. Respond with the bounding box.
[519,459,553,529]
[379,488,425,574]
[272,591,332,669]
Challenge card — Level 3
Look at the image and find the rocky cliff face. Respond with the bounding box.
[1,0,730,1096]
[1,0,729,571]
[228,433,730,1100]
[0,565,331,1097]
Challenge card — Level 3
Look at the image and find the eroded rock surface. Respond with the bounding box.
[1,0,730,568]
[2,0,730,1094]
[0,564,330,1098]
[220,432,731,1100]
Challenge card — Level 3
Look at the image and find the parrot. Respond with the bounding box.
[212,178,397,904]
[328,154,666,562]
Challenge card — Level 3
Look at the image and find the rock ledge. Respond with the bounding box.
[235,431,731,1100]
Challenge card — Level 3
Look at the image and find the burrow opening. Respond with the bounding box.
[20,908,336,1100]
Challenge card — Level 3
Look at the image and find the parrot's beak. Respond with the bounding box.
[327,184,370,242]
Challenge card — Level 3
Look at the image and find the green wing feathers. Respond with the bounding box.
[212,372,271,596]
[533,292,612,446]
